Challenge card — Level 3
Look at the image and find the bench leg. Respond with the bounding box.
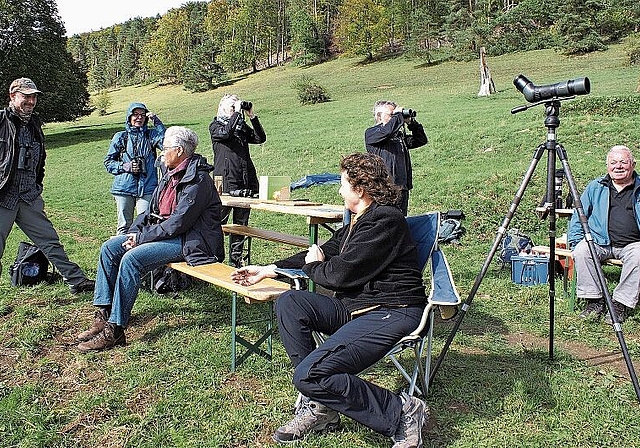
[230,292,274,371]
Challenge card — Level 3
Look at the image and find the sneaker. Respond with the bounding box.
[70,278,95,295]
[604,300,628,325]
[579,299,604,319]
[392,392,429,448]
[77,322,126,352]
[273,399,340,443]
[76,308,109,342]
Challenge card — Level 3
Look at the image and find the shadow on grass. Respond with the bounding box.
[45,125,124,149]
[131,281,274,348]
[426,349,557,446]
[45,121,203,151]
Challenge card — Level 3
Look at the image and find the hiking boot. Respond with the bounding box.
[392,392,429,448]
[604,300,628,325]
[76,308,109,342]
[579,299,605,320]
[70,278,95,295]
[77,322,126,352]
[273,399,340,443]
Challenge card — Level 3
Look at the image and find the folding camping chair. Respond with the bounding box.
[289,211,460,399]
[392,211,461,396]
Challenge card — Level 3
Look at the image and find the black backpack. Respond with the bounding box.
[143,266,191,297]
[9,242,52,286]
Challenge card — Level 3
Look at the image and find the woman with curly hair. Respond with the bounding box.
[231,152,429,448]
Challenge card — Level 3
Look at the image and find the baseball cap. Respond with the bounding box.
[9,78,42,95]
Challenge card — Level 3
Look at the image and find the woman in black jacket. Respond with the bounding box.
[76,126,224,352]
[209,93,266,267]
[232,153,429,448]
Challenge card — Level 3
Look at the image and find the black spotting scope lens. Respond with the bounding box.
[513,74,590,103]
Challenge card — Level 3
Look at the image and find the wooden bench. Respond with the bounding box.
[222,223,324,265]
[531,245,622,311]
[168,261,290,370]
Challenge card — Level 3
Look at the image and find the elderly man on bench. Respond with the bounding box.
[569,145,640,324]
[76,126,225,351]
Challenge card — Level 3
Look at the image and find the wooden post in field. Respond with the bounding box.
[478,47,496,97]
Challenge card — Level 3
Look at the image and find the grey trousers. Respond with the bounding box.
[573,239,640,309]
[0,196,87,285]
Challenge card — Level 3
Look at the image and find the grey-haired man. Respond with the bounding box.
[0,77,94,294]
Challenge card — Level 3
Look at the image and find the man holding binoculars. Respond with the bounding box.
[209,93,267,267]
[104,102,166,235]
[365,100,428,216]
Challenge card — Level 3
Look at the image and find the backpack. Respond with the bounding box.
[497,228,533,268]
[143,266,191,297]
[438,210,466,244]
[9,241,53,286]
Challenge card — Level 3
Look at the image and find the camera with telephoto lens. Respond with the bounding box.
[402,108,416,118]
[240,101,252,111]
[131,156,146,175]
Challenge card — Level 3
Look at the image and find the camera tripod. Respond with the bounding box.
[429,98,640,402]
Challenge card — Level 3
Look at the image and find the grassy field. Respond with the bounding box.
[2,43,640,447]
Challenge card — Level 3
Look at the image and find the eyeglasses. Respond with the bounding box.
[161,145,179,152]
[131,112,146,118]
[608,159,633,166]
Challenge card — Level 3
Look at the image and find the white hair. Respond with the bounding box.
[217,93,239,119]
[164,126,198,156]
[608,145,635,163]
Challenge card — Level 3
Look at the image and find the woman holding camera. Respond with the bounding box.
[209,93,266,267]
[105,102,165,235]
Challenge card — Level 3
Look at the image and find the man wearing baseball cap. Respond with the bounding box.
[0,77,95,294]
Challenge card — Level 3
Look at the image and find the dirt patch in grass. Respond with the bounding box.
[506,331,638,378]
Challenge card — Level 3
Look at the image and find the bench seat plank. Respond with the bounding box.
[222,224,310,248]
[168,261,289,303]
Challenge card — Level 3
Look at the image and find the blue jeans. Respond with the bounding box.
[275,290,424,437]
[113,194,152,235]
[93,235,184,327]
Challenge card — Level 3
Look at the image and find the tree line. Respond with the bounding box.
[2,0,639,121]
[67,0,640,93]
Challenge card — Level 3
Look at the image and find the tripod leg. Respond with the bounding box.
[429,143,546,386]
[558,145,640,402]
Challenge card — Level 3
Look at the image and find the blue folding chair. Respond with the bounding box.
[390,211,461,396]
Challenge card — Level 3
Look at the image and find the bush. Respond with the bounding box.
[90,89,111,116]
[292,75,330,105]
[625,33,640,65]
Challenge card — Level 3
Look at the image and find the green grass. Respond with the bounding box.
[2,44,640,447]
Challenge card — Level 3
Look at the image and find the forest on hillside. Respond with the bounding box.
[68,0,640,92]
[2,0,640,121]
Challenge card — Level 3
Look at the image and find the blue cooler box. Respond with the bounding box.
[511,255,549,285]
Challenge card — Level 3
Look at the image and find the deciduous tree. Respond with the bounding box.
[0,0,89,121]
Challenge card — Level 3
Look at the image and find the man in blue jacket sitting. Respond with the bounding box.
[568,145,640,324]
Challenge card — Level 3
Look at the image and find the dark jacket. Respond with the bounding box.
[131,154,224,265]
[0,107,45,194]
[209,112,266,193]
[275,203,426,313]
[365,113,427,190]
[104,102,165,197]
